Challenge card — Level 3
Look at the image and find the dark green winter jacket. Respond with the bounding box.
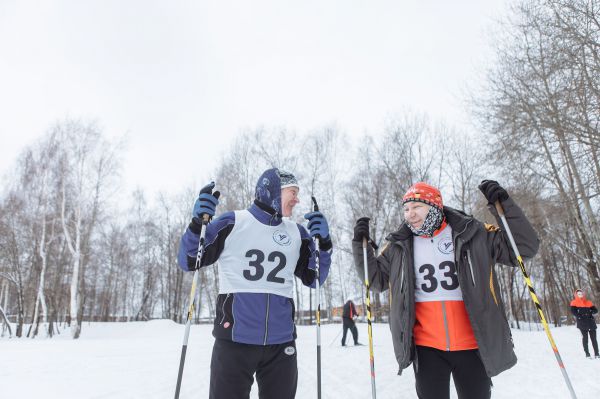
[352,198,540,377]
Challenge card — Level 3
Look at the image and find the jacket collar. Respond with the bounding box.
[443,206,477,242]
[248,202,283,226]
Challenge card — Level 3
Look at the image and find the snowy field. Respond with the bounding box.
[1,320,599,398]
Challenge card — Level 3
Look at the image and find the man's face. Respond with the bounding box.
[281,187,300,217]
[403,201,431,230]
[577,291,584,298]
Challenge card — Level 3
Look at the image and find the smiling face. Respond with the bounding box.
[577,290,584,298]
[403,201,432,230]
[281,186,300,217]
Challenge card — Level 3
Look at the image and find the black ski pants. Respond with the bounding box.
[414,346,491,399]
[341,318,358,346]
[579,328,599,356]
[209,338,297,399]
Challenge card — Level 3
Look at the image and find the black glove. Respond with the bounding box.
[353,217,370,242]
[478,180,509,204]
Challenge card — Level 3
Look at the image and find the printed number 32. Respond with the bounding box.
[244,249,287,284]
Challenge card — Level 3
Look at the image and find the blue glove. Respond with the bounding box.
[192,182,220,219]
[304,211,329,240]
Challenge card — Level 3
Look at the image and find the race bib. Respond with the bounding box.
[413,225,464,302]
[217,210,301,298]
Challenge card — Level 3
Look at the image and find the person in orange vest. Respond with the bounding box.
[570,288,599,359]
[341,299,360,346]
[352,181,539,399]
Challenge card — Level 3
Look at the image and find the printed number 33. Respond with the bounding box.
[419,261,459,293]
[244,249,287,284]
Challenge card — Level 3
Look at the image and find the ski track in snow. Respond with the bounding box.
[2,320,599,398]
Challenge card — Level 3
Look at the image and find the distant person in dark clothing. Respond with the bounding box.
[342,299,360,346]
[570,288,599,359]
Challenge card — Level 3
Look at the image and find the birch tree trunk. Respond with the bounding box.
[62,178,83,338]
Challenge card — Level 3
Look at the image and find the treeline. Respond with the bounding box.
[1,0,599,338]
[475,0,600,327]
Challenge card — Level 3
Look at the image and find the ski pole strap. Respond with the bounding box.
[193,215,210,268]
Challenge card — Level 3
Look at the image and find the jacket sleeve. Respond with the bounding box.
[294,224,332,288]
[176,212,235,271]
[352,238,392,293]
[486,197,540,266]
[592,306,598,315]
[570,306,579,318]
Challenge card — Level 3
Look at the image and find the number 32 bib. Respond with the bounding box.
[217,210,301,298]
[413,224,464,302]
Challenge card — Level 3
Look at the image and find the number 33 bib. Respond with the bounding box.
[413,225,464,302]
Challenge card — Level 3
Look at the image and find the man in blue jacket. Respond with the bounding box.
[177,168,332,399]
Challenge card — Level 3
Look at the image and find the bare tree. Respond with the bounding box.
[473,0,600,317]
[54,119,120,338]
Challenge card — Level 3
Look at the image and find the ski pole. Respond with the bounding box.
[174,193,217,399]
[329,326,343,347]
[362,238,377,399]
[311,196,322,399]
[494,201,577,399]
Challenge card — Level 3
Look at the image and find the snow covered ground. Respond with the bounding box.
[2,320,598,398]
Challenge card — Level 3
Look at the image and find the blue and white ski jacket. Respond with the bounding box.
[177,168,332,345]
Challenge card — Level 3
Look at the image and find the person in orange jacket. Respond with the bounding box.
[353,181,540,399]
[570,289,599,359]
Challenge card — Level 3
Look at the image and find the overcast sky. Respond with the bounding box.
[0,0,506,197]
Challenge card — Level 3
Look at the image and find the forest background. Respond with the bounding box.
[1,0,599,339]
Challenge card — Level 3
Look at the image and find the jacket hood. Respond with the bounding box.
[571,290,593,307]
[574,289,586,299]
[254,168,284,216]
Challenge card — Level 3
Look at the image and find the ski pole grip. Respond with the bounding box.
[494,200,505,217]
[369,239,379,251]
[311,196,319,212]
[311,196,321,244]
[201,190,220,224]
[363,237,368,249]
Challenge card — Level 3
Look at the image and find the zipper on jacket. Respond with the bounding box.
[453,219,473,266]
[263,294,270,345]
[467,249,476,286]
[441,301,451,351]
[399,262,405,293]
[220,293,231,324]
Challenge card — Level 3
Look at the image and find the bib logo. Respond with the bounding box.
[284,346,296,356]
[438,237,454,254]
[273,230,292,246]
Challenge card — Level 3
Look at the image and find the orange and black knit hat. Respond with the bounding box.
[402,182,443,210]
